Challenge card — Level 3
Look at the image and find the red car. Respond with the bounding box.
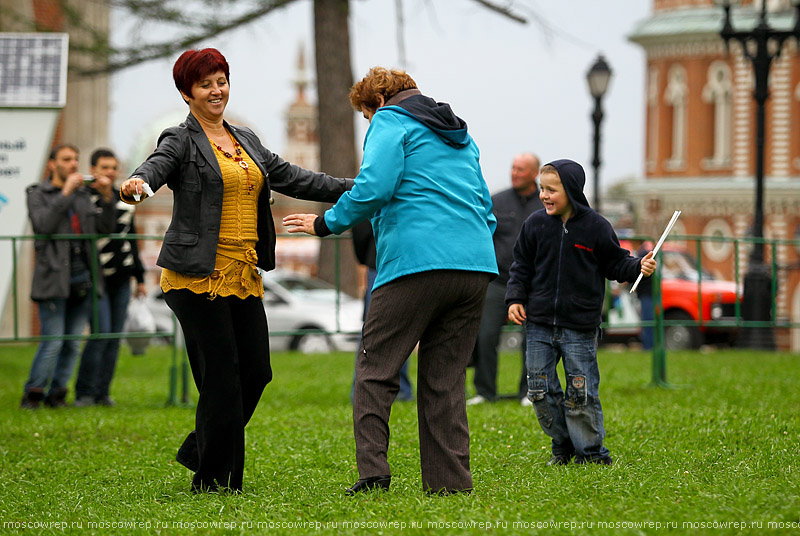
[606,244,740,350]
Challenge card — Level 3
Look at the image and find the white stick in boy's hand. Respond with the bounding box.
[630,210,681,293]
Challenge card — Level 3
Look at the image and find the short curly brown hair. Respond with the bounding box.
[349,67,418,111]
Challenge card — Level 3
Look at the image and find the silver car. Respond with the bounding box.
[137,269,363,354]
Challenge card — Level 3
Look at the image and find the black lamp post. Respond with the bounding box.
[719,1,800,349]
[586,54,612,214]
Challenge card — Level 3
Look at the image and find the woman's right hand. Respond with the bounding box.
[282,213,318,236]
[120,177,147,201]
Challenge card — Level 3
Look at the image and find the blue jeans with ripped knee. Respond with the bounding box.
[525,322,609,462]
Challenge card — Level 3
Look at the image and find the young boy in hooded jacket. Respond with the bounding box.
[506,159,656,466]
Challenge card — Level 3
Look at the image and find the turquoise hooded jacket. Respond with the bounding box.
[322,97,498,290]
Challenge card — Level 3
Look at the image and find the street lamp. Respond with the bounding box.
[719,0,800,349]
[586,54,612,214]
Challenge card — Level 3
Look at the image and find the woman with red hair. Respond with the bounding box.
[121,48,352,493]
[284,67,497,495]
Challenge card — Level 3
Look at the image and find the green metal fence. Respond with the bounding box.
[0,232,359,405]
[2,233,798,401]
[606,234,800,387]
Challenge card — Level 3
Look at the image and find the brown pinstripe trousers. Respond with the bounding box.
[353,269,490,493]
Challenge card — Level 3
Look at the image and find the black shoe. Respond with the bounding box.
[95,396,116,407]
[176,431,200,472]
[20,389,45,410]
[575,455,613,466]
[73,395,96,407]
[345,475,391,496]
[44,388,68,408]
[546,454,573,466]
[426,487,472,497]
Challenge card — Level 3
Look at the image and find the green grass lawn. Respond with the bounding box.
[0,342,798,535]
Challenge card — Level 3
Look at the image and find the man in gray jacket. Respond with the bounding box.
[468,153,543,406]
[20,144,116,409]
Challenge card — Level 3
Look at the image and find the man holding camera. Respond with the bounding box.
[74,148,147,407]
[20,144,115,409]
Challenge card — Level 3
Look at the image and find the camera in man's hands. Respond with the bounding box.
[83,175,96,186]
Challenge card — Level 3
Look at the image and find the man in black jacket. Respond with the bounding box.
[467,153,542,406]
[21,144,115,409]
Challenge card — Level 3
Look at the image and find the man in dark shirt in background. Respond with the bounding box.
[468,153,543,406]
[74,148,147,407]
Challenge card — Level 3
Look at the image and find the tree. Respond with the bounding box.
[312,0,359,294]
[2,0,532,295]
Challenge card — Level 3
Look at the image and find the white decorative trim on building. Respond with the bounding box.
[664,64,688,171]
[647,67,659,173]
[702,61,733,170]
[644,40,726,60]
[702,219,735,262]
[795,81,800,171]
[770,57,791,176]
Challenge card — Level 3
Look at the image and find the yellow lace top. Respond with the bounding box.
[161,132,265,300]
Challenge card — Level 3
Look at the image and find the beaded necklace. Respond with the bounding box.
[210,134,254,194]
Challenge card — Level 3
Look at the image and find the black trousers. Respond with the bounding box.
[471,279,527,400]
[353,270,489,493]
[165,290,272,491]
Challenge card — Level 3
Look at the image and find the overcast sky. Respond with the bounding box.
[110,0,652,196]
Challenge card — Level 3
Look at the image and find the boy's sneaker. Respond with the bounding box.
[20,389,45,409]
[546,454,573,466]
[44,388,68,408]
[575,455,613,466]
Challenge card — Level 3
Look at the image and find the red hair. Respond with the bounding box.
[349,67,417,111]
[173,48,230,99]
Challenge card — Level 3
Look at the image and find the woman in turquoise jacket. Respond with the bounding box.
[284,67,497,496]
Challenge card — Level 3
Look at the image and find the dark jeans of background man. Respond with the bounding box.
[24,294,92,401]
[352,267,413,402]
[164,290,272,492]
[75,280,132,403]
[639,294,654,350]
[471,279,527,400]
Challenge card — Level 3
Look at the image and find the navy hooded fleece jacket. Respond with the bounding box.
[505,159,643,331]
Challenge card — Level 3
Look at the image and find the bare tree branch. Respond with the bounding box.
[468,0,527,24]
[73,0,300,76]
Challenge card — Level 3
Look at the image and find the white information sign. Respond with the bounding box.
[0,33,68,335]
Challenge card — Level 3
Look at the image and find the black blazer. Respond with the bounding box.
[128,113,353,276]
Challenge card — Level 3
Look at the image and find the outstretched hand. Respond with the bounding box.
[640,251,656,277]
[283,213,318,236]
[120,177,147,202]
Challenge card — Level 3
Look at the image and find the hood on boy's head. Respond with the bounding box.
[546,159,591,217]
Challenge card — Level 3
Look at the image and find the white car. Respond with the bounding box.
[140,269,363,354]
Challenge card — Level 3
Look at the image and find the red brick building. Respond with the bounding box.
[628,0,800,349]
